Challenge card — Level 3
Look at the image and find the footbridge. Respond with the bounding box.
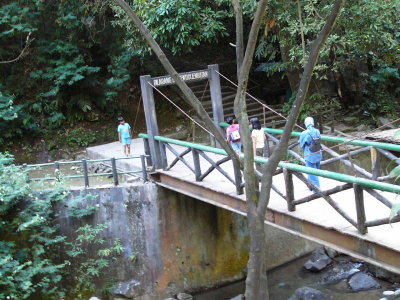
[86,129,400,274]
[90,64,400,273]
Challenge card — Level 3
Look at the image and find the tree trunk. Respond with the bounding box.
[231,0,244,81]
[250,0,345,298]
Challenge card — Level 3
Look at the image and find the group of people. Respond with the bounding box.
[118,114,323,190]
[226,116,322,189]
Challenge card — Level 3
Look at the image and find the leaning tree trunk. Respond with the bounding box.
[245,0,345,299]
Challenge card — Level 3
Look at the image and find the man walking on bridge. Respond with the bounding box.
[300,116,322,191]
[117,116,132,157]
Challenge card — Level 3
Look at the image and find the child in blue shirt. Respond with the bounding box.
[117,117,132,157]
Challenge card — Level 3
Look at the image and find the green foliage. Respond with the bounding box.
[261,0,400,113]
[283,93,341,121]
[363,66,400,117]
[66,128,97,148]
[0,0,128,139]
[0,153,122,299]
[111,0,230,55]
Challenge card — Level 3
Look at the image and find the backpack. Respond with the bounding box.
[308,132,321,152]
[230,130,241,142]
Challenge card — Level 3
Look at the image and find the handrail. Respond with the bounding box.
[139,133,400,194]
[219,122,400,152]
[21,155,149,186]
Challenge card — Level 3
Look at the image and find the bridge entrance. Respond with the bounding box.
[140,64,224,169]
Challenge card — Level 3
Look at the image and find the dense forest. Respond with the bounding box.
[0,0,399,159]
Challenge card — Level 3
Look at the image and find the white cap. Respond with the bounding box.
[304,117,314,128]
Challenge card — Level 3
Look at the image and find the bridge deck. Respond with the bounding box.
[87,139,400,272]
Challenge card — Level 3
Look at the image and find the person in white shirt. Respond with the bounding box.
[251,118,266,157]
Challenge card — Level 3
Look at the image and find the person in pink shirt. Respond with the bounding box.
[226,116,242,152]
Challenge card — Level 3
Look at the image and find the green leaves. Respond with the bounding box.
[0,153,122,299]
[112,0,229,55]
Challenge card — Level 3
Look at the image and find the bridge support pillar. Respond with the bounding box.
[208,64,224,148]
[140,75,163,169]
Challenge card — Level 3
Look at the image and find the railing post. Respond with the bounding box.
[208,64,224,148]
[111,158,119,186]
[192,148,201,181]
[371,147,381,180]
[140,155,148,181]
[264,133,270,158]
[330,109,334,133]
[283,168,295,211]
[82,159,89,187]
[143,138,153,166]
[232,159,243,195]
[54,161,60,171]
[140,75,162,168]
[354,184,367,234]
[159,142,168,170]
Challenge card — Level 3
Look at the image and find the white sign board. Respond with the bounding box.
[152,70,209,87]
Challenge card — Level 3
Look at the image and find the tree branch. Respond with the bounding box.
[0,33,35,64]
[258,0,345,215]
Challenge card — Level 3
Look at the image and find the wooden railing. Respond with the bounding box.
[139,131,400,235]
[22,156,149,187]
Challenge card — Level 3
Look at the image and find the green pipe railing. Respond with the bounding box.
[219,122,400,152]
[139,133,400,194]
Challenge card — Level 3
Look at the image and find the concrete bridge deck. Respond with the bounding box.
[87,138,400,273]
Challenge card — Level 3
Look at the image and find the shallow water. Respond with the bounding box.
[194,255,393,300]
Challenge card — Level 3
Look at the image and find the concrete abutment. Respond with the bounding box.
[61,182,318,299]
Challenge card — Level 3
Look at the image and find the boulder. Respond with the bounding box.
[348,272,381,291]
[177,293,193,300]
[319,260,362,284]
[343,116,358,126]
[303,248,332,272]
[323,247,338,259]
[89,297,101,300]
[113,279,142,298]
[378,117,395,129]
[288,286,330,300]
[356,124,368,131]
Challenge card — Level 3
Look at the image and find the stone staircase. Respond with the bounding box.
[188,82,286,128]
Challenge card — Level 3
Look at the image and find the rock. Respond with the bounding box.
[378,117,395,129]
[303,247,332,272]
[163,298,177,300]
[343,116,358,126]
[89,297,101,300]
[324,247,338,259]
[348,272,381,291]
[176,124,186,132]
[356,124,368,131]
[113,279,142,298]
[289,286,330,300]
[177,293,192,300]
[383,290,395,296]
[319,260,363,284]
[230,295,245,300]
[366,263,400,282]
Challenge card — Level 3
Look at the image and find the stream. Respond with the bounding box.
[194,255,394,300]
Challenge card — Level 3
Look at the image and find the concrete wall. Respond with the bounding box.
[59,182,317,299]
